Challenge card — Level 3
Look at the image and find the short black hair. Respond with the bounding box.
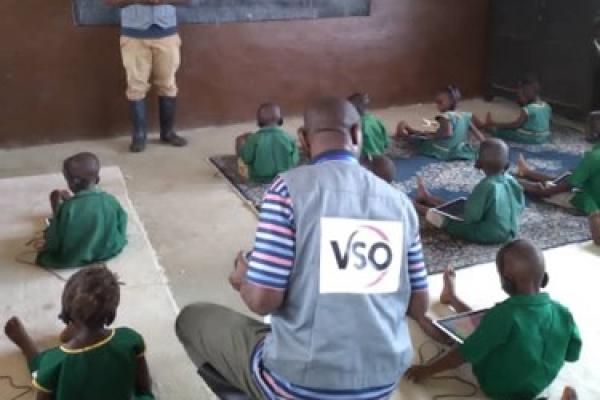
[441,85,461,110]
[60,265,120,329]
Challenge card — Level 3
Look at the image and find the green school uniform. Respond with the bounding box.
[416,111,477,161]
[494,101,552,144]
[460,294,581,400]
[240,126,299,183]
[569,143,600,214]
[444,174,525,244]
[361,113,390,157]
[37,188,128,269]
[30,328,154,400]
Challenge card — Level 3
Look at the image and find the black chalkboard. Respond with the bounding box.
[72,0,371,26]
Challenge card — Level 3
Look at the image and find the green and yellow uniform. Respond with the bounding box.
[30,327,155,400]
[569,143,600,214]
[460,293,581,400]
[37,188,128,269]
[416,111,477,161]
[240,126,299,183]
[361,113,390,157]
[444,174,525,244]
[494,101,552,144]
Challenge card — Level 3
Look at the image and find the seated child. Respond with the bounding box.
[348,93,390,158]
[480,77,552,144]
[37,152,127,269]
[235,103,299,183]
[517,144,600,216]
[4,265,155,400]
[396,86,484,161]
[414,139,525,244]
[406,239,581,400]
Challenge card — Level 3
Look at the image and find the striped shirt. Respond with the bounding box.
[246,152,428,399]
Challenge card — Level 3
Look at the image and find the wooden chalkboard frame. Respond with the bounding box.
[72,0,372,26]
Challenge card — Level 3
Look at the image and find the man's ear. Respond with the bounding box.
[541,272,549,288]
[278,118,284,126]
[297,127,309,152]
[350,123,363,148]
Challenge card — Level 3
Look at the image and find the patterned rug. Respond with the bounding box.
[209,126,593,274]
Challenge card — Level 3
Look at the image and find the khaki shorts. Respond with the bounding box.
[120,34,181,100]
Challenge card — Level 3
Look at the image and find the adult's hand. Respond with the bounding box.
[229,251,249,292]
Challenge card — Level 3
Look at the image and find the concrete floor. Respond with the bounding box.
[1,98,594,398]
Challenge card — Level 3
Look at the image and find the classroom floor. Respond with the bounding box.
[1,98,596,399]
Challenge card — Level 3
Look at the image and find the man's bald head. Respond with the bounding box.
[477,138,509,174]
[301,97,362,159]
[497,239,547,293]
[63,152,100,191]
[257,103,282,128]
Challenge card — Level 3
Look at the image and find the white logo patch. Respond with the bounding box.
[319,217,404,294]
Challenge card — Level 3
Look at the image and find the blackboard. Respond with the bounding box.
[72,0,372,26]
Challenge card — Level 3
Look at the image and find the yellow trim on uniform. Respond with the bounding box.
[32,379,53,393]
[60,329,116,354]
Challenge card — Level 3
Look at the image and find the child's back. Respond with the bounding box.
[570,142,600,214]
[444,173,524,244]
[32,327,153,400]
[460,293,580,399]
[240,125,299,183]
[37,188,128,268]
[361,112,389,157]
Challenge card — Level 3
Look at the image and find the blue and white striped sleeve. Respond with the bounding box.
[408,234,428,291]
[246,177,296,291]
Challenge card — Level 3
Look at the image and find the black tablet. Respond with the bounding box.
[433,309,489,344]
[435,197,467,221]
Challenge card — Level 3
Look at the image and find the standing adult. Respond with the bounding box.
[105,0,189,152]
[176,97,433,399]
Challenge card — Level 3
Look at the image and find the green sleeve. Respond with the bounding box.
[378,119,390,149]
[41,202,72,253]
[33,350,62,394]
[290,140,300,166]
[460,305,512,365]
[240,134,258,165]
[117,201,128,237]
[565,322,582,362]
[569,153,592,189]
[125,327,147,357]
[462,181,492,223]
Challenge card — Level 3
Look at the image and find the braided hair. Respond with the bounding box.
[444,85,462,111]
[59,265,120,329]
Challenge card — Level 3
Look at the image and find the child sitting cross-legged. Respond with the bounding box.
[396,86,485,161]
[414,138,525,245]
[235,103,300,183]
[4,265,155,400]
[406,239,581,400]
[37,152,128,269]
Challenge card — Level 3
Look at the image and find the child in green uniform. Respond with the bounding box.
[4,266,155,400]
[396,86,484,161]
[348,93,390,158]
[406,239,581,400]
[481,77,552,144]
[37,153,128,269]
[235,103,299,183]
[414,139,525,244]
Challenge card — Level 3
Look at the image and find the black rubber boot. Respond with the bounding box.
[159,96,187,147]
[129,99,147,153]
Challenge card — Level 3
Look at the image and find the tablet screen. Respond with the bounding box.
[435,198,467,221]
[434,309,488,343]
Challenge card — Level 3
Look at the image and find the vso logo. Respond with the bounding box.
[330,225,393,271]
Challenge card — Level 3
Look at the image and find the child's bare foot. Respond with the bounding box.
[4,317,39,360]
[415,177,430,203]
[516,154,530,178]
[562,387,578,400]
[440,267,457,305]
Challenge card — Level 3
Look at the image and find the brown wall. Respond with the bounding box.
[0,0,490,147]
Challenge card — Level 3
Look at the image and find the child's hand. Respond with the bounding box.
[405,365,433,383]
[484,112,493,128]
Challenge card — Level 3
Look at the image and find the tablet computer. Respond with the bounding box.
[433,309,488,344]
[552,172,572,186]
[435,197,467,221]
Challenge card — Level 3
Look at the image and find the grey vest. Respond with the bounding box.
[263,160,418,390]
[120,5,177,30]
